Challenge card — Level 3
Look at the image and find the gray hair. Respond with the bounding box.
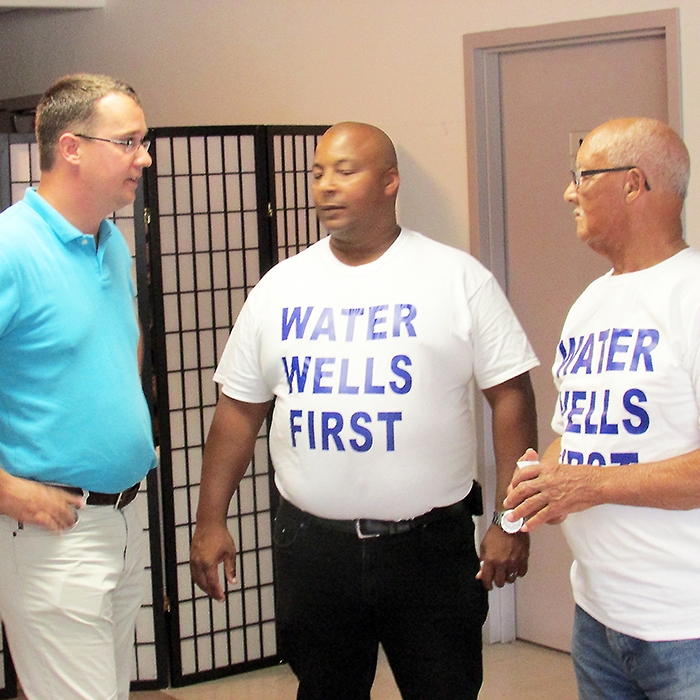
[585,118,690,199]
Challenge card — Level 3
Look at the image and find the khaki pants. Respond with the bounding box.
[0,500,147,700]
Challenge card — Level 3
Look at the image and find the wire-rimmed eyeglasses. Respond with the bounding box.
[571,166,650,190]
[75,133,151,154]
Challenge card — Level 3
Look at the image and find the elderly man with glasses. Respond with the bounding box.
[506,117,700,699]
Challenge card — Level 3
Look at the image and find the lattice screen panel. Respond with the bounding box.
[0,631,15,700]
[272,131,325,261]
[146,128,278,684]
[0,124,327,695]
[0,136,37,699]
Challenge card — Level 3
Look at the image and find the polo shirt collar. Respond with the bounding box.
[24,187,114,247]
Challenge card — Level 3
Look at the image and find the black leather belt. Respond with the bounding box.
[282,481,482,539]
[53,482,141,509]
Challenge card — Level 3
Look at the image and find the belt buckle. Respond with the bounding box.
[355,519,381,539]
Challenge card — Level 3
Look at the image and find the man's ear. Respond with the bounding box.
[385,167,400,196]
[625,167,647,201]
[56,132,82,165]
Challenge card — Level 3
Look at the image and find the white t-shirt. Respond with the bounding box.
[552,247,700,640]
[215,229,538,520]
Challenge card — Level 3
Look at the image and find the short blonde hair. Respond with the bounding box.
[35,73,140,171]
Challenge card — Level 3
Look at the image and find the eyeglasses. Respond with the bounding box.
[75,133,151,153]
[571,166,650,190]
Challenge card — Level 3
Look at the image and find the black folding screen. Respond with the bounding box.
[0,124,327,695]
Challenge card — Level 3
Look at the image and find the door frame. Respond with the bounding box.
[463,8,681,644]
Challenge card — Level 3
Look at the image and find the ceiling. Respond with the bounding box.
[0,1,104,11]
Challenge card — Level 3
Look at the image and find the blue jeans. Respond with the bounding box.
[273,499,488,700]
[573,605,700,700]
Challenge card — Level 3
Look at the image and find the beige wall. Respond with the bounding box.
[1,0,699,250]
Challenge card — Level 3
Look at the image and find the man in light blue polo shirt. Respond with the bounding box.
[0,74,155,700]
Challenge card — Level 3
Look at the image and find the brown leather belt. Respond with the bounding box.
[53,482,141,509]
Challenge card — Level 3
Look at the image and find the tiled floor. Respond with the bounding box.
[129,640,578,699]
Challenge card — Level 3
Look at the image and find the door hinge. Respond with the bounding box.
[144,207,152,228]
[163,594,171,613]
[267,202,273,218]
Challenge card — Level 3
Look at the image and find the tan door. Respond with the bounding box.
[502,33,668,652]
[465,10,679,652]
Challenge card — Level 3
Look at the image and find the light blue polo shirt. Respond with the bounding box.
[0,188,156,492]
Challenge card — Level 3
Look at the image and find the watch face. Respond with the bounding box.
[499,509,523,534]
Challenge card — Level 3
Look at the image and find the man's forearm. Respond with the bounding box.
[485,373,538,506]
[195,394,272,526]
[595,448,700,510]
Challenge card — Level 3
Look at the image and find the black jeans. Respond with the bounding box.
[273,499,488,700]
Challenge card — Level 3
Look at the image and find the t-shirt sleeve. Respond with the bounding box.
[469,273,539,390]
[213,288,275,403]
[688,307,700,431]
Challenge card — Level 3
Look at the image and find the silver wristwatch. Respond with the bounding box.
[492,509,523,534]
